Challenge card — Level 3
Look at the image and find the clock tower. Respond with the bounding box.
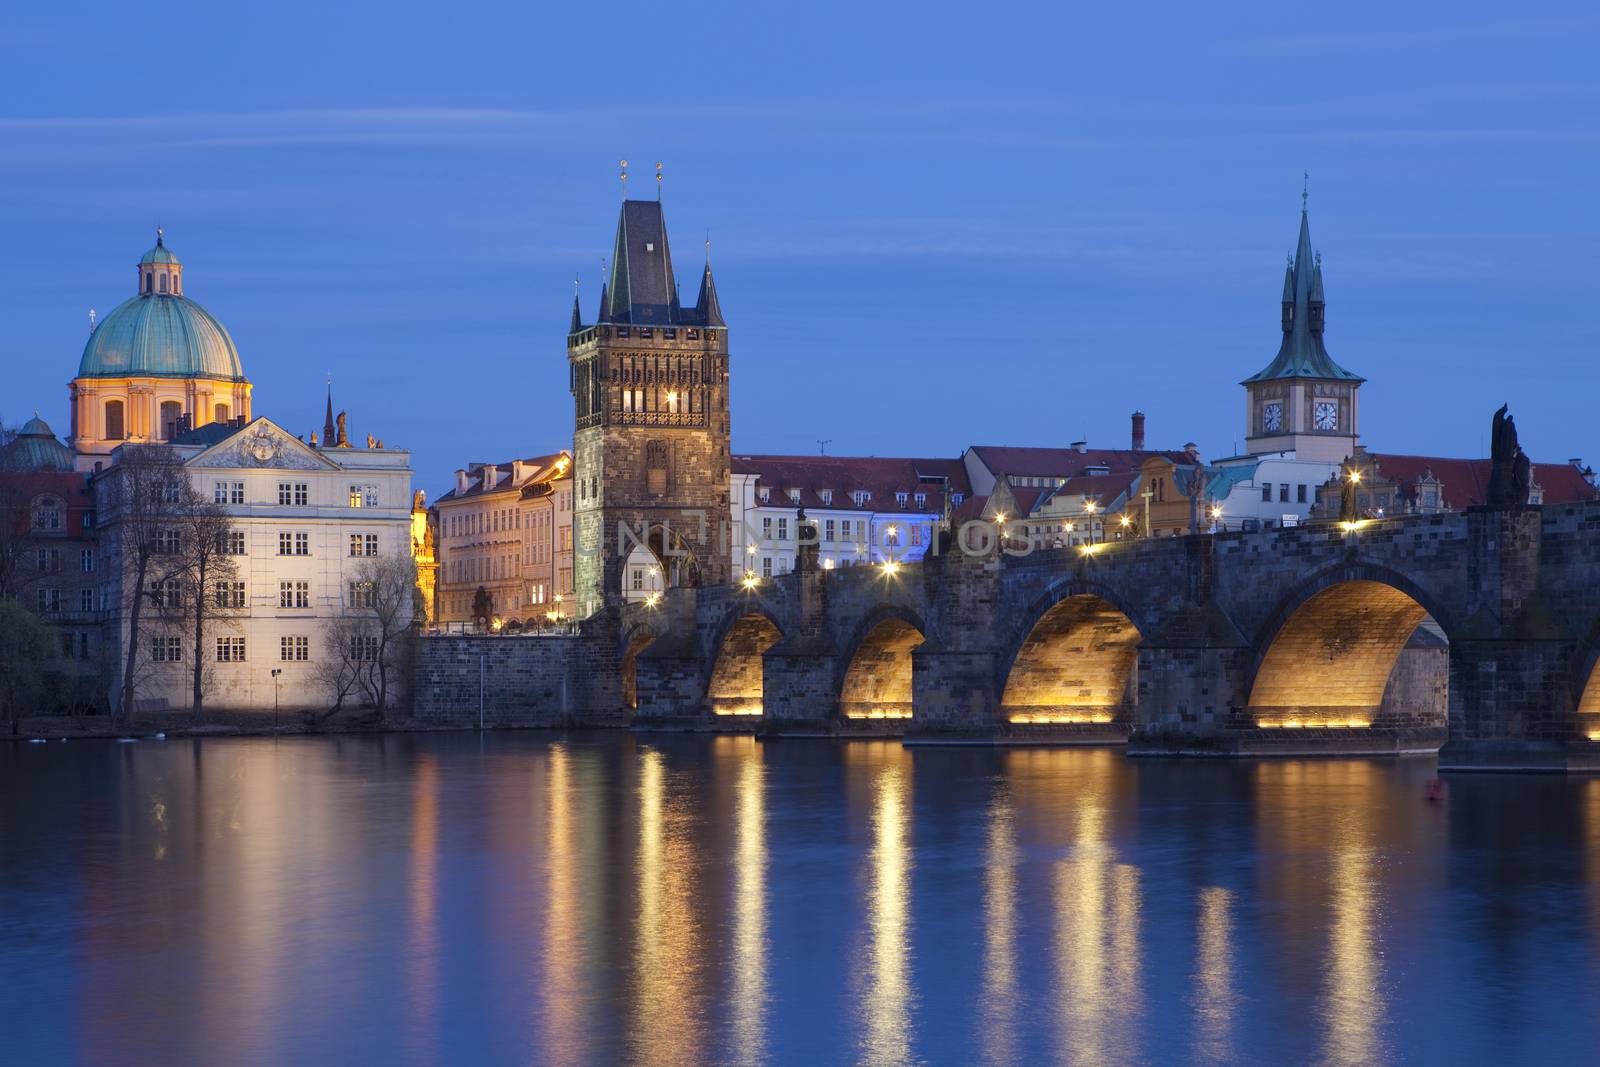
[1241,202,1364,462]
[567,196,732,619]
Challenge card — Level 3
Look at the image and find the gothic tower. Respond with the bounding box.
[568,198,731,618]
[1241,201,1364,463]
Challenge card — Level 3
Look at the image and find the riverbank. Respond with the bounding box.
[4,708,468,741]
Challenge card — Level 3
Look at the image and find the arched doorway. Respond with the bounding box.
[1000,594,1141,725]
[620,628,657,712]
[839,615,925,722]
[706,613,783,718]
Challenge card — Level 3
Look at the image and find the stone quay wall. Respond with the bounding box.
[412,633,623,727]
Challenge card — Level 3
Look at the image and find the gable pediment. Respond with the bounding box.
[188,418,341,472]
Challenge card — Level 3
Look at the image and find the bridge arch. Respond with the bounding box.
[704,606,786,719]
[1566,615,1600,741]
[619,622,661,712]
[998,579,1145,725]
[1247,564,1454,731]
[836,605,928,723]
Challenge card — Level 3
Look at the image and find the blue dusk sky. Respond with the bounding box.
[2,1,1598,495]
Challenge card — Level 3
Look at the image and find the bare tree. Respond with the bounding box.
[0,599,53,735]
[175,494,240,724]
[0,419,35,604]
[99,445,194,724]
[322,555,421,719]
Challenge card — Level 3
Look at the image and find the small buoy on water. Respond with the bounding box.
[28,738,46,744]
[151,732,166,740]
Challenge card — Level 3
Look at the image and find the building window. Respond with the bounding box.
[824,519,835,541]
[1278,483,1289,503]
[758,487,771,504]
[777,518,788,541]
[149,579,181,608]
[348,580,376,609]
[104,400,125,441]
[154,528,181,555]
[1261,485,1272,503]
[215,403,230,423]
[350,533,379,557]
[151,637,181,662]
[276,531,310,556]
[896,492,908,507]
[951,493,964,506]
[914,493,927,509]
[224,530,247,555]
[279,482,309,506]
[214,480,244,504]
[36,548,61,573]
[215,581,246,609]
[80,549,94,572]
[37,588,61,614]
[632,568,645,591]
[852,490,870,506]
[762,557,773,577]
[160,401,182,441]
[216,637,247,662]
[911,525,923,547]
[819,490,833,505]
[31,497,62,530]
[349,635,380,662]
[80,588,94,612]
[1297,484,1308,503]
[762,516,773,541]
[280,636,310,662]
[279,581,310,608]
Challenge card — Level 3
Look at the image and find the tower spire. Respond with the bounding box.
[322,375,336,446]
[570,274,584,333]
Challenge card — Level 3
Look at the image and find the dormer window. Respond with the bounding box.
[787,488,801,504]
[819,489,833,506]
[851,490,870,506]
[952,492,965,506]
[896,492,908,507]
[914,493,926,509]
[758,487,771,504]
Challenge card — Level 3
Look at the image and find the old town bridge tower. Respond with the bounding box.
[568,198,732,618]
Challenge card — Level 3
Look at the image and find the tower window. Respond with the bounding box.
[215,403,230,423]
[104,400,125,441]
[159,273,168,293]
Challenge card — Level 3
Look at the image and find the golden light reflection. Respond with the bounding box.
[713,704,765,717]
[406,754,440,1059]
[632,748,703,1067]
[844,709,915,720]
[979,791,1019,1067]
[1054,802,1142,1065]
[540,746,584,1067]
[850,745,915,1067]
[1324,836,1383,1066]
[1193,886,1235,1063]
[1255,717,1373,729]
[730,739,769,1065]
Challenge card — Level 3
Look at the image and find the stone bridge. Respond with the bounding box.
[618,504,1600,770]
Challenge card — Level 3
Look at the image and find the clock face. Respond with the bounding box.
[1262,402,1283,432]
[1314,401,1338,431]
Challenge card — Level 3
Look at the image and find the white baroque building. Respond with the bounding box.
[97,417,413,712]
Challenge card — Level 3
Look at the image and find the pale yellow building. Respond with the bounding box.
[69,231,252,470]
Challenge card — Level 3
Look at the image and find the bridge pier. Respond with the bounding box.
[1439,638,1600,772]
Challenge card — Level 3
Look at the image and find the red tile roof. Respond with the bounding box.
[437,452,570,503]
[734,455,971,514]
[967,445,1191,478]
[1364,453,1597,510]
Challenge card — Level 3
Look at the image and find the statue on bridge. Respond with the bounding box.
[1339,458,1361,522]
[1487,405,1532,509]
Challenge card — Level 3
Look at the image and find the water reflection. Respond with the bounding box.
[979,789,1019,1067]
[5,736,1600,1064]
[849,743,916,1067]
[1052,763,1142,1065]
[406,752,440,1062]
[725,739,769,1065]
[1192,886,1235,1063]
[631,747,704,1067]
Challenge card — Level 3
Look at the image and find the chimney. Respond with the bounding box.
[512,460,528,484]
[455,469,469,494]
[1184,442,1200,462]
[1070,440,1088,454]
[1131,411,1146,452]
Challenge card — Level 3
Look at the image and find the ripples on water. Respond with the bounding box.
[3,735,1600,1065]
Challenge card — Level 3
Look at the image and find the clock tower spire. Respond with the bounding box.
[1241,200,1364,462]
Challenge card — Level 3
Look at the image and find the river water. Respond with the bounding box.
[2,732,1598,1065]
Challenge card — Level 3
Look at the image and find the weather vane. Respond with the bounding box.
[620,159,628,198]
[655,162,663,201]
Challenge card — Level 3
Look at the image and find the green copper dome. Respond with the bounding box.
[78,234,244,381]
[2,416,73,471]
[78,294,243,379]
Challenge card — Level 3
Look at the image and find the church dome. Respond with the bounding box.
[77,233,245,381]
[2,415,74,471]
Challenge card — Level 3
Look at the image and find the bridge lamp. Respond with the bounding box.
[1348,469,1362,484]
[741,571,760,590]
[1119,515,1131,528]
[994,513,1006,525]
[645,592,662,608]
[880,560,902,577]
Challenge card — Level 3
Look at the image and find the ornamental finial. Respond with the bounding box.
[1301,170,1309,210]
[655,161,663,201]
[156,224,164,246]
[619,159,628,199]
